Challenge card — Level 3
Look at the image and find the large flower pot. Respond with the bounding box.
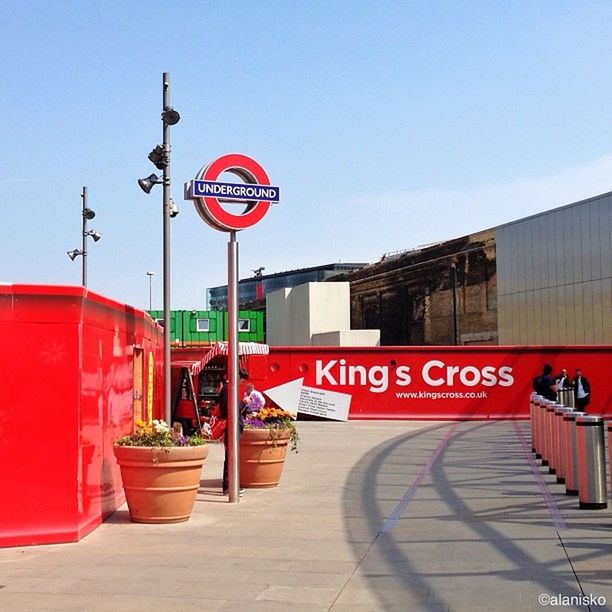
[113,445,208,524]
[239,429,290,488]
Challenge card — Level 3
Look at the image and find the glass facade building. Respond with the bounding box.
[207,263,367,310]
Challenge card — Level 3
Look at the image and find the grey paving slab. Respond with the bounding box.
[2,420,612,611]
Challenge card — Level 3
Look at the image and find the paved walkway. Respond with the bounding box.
[1,420,611,611]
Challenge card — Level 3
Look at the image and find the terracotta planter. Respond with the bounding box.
[113,445,208,524]
[239,428,290,488]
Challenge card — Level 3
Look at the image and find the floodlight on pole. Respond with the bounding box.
[148,145,167,170]
[138,173,164,194]
[162,106,180,126]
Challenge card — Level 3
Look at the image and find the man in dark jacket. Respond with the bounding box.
[538,364,557,401]
[572,368,591,410]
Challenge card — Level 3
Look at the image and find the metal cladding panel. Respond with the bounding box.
[583,202,595,281]
[496,193,612,344]
[0,285,163,548]
[588,202,600,280]
[601,200,612,274]
[605,278,612,339]
[592,280,604,341]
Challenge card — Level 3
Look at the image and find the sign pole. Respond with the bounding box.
[185,152,279,503]
[227,230,240,503]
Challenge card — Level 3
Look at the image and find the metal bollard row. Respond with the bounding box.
[556,386,575,409]
[562,410,587,495]
[529,392,608,510]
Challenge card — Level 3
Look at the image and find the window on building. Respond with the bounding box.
[196,318,210,332]
[238,319,251,332]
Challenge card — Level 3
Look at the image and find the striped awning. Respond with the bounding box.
[173,341,269,376]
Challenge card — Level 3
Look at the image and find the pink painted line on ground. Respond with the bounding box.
[382,423,459,533]
[514,421,567,531]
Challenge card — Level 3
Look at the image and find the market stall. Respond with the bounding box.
[171,341,269,432]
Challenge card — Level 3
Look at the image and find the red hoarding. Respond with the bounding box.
[260,346,611,420]
[0,285,164,547]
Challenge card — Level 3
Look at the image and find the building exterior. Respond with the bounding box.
[333,230,497,346]
[148,309,265,345]
[333,192,611,346]
[496,191,611,345]
[207,263,367,310]
[266,282,380,346]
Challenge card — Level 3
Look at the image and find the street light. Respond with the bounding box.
[450,262,459,346]
[67,186,102,287]
[146,271,155,310]
[138,72,180,425]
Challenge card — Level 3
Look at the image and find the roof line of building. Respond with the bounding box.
[228,262,368,285]
[493,190,612,231]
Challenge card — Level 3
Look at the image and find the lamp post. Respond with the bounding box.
[450,262,459,346]
[138,72,180,425]
[67,185,101,287]
[146,271,155,310]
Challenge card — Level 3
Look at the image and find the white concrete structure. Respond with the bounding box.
[312,330,381,346]
[266,282,380,346]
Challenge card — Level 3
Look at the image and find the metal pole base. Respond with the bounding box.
[579,501,608,510]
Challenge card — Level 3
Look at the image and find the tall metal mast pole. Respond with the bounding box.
[162,73,172,424]
[81,186,88,287]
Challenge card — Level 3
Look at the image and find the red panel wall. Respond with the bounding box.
[0,285,163,547]
[261,346,612,420]
[170,345,611,420]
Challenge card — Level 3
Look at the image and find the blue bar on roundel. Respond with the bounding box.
[193,180,279,202]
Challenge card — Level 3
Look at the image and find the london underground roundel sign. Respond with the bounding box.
[184,153,280,232]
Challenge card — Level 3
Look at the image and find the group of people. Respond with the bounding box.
[534,364,591,410]
[217,368,266,495]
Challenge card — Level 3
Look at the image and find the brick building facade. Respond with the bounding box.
[332,230,497,346]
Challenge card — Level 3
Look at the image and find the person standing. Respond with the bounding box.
[555,368,570,390]
[538,364,557,401]
[242,383,265,417]
[220,368,249,495]
[572,368,591,410]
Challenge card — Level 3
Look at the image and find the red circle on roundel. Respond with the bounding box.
[196,153,272,231]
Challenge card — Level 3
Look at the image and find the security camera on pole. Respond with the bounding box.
[185,153,280,503]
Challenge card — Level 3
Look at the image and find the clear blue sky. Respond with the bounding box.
[3,1,612,309]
